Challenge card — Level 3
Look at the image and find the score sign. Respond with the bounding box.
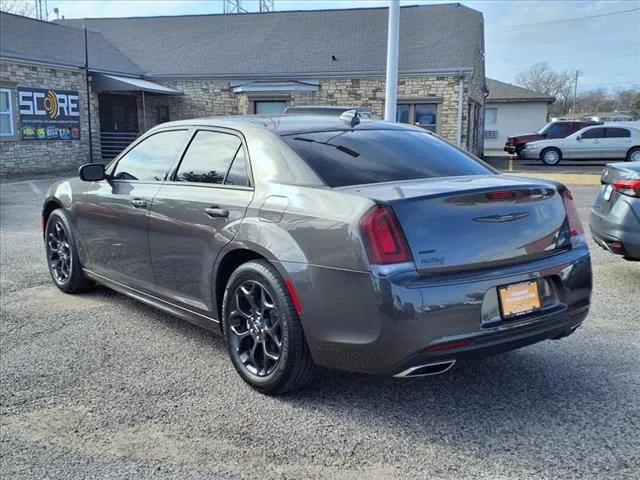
[18,88,81,141]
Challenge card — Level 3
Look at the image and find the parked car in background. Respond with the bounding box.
[504,120,598,158]
[42,115,592,394]
[520,125,640,166]
[590,162,640,260]
[284,105,372,118]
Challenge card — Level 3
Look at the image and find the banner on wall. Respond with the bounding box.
[18,88,81,141]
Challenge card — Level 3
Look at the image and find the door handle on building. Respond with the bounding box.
[205,207,229,218]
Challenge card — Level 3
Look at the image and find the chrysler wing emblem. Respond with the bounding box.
[473,212,530,223]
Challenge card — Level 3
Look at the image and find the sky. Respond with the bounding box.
[46,0,640,92]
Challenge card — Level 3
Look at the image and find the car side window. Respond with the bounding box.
[224,146,250,186]
[605,128,631,138]
[546,123,568,138]
[175,131,242,184]
[581,128,605,139]
[112,130,188,181]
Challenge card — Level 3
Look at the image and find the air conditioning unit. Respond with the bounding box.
[484,129,498,139]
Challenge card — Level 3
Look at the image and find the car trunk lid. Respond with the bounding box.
[601,162,640,184]
[341,175,571,273]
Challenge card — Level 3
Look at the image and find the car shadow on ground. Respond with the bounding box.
[69,284,637,472]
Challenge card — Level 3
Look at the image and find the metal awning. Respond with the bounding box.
[92,73,180,95]
[230,79,320,94]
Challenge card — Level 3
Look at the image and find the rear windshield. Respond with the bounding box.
[281,129,493,187]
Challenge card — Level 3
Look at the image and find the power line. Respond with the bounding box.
[579,80,639,88]
[493,7,640,32]
[552,53,639,67]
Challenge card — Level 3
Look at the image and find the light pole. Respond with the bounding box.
[384,0,400,122]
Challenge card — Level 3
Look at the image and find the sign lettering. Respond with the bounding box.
[18,88,81,141]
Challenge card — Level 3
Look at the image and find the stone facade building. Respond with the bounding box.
[1,4,486,176]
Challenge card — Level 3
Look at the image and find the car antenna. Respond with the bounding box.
[339,109,360,128]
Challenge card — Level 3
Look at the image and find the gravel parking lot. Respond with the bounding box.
[1,176,639,479]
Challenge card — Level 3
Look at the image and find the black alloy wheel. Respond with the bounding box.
[222,260,314,394]
[228,280,283,377]
[44,209,93,293]
[47,220,72,283]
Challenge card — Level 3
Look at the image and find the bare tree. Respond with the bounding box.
[1,0,36,17]
[515,62,574,117]
[578,88,610,113]
[612,87,640,112]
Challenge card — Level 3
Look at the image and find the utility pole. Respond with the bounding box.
[572,69,579,120]
[384,0,400,122]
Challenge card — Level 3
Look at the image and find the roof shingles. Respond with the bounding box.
[0,12,142,75]
[58,4,483,78]
[486,78,555,103]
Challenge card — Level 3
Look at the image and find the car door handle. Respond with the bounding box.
[204,207,229,218]
[130,198,148,209]
[592,140,599,143]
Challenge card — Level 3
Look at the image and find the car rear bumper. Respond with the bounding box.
[283,245,592,376]
[590,205,640,259]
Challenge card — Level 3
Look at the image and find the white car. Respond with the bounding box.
[521,124,640,166]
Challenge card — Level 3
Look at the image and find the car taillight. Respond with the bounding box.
[560,187,584,244]
[359,205,412,265]
[612,180,640,197]
[487,190,516,201]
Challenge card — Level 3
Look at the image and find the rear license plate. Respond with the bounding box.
[498,280,541,319]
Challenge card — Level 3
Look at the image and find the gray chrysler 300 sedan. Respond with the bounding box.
[42,115,592,394]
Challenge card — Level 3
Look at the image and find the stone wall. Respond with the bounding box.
[1,65,484,176]
[0,59,100,177]
[145,75,478,153]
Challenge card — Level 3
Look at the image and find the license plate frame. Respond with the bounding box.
[603,184,613,201]
[498,280,541,319]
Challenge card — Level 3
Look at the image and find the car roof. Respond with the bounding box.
[155,114,417,136]
[582,123,639,130]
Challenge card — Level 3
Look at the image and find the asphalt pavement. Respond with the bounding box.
[1,175,639,479]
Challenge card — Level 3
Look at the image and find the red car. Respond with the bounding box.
[505,121,599,157]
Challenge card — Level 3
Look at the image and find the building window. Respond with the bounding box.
[253,100,287,115]
[0,88,14,137]
[396,102,438,132]
[484,107,498,138]
[485,108,497,127]
[157,106,170,124]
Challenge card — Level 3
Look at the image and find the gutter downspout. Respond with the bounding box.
[83,26,93,162]
[142,90,147,132]
[456,74,464,147]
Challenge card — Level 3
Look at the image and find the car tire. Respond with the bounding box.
[44,209,93,293]
[515,145,525,159]
[222,259,314,395]
[540,147,562,166]
[626,146,640,162]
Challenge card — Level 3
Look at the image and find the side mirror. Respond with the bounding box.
[576,135,582,141]
[78,163,106,182]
